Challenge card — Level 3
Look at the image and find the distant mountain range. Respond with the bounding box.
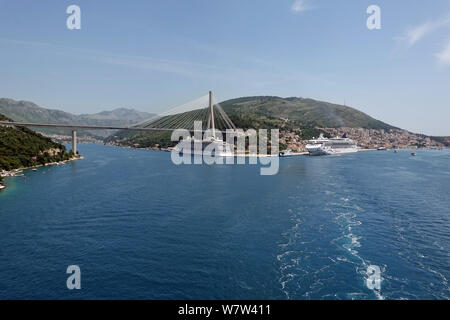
[0,98,154,138]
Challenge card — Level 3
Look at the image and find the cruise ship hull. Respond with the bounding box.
[307,149,327,156]
[307,146,358,156]
[174,139,234,157]
[306,134,359,156]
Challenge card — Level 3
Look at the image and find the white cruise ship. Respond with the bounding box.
[174,136,234,157]
[306,133,358,156]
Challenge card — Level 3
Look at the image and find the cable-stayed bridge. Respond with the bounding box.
[0,91,237,154]
[135,91,236,132]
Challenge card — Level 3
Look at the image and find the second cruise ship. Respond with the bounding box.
[306,133,358,156]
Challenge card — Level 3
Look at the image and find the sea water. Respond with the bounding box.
[0,144,448,299]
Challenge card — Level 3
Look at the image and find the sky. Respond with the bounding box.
[0,0,449,135]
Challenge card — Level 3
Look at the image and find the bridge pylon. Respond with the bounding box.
[72,130,77,155]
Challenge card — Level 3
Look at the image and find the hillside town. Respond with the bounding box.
[40,127,448,153]
[279,127,447,152]
[41,133,103,145]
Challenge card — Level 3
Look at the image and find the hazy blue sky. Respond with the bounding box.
[0,0,449,135]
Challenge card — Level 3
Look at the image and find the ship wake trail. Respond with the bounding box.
[277,182,339,300]
[277,174,386,300]
[327,194,385,300]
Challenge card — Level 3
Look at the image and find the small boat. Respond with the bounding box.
[279,149,294,157]
[32,169,37,171]
[411,152,417,156]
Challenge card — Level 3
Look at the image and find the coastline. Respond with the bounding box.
[104,142,447,155]
[104,143,286,157]
[1,146,447,191]
[0,156,83,191]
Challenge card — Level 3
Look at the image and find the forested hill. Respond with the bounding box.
[0,114,74,171]
[105,95,398,149]
[219,96,395,130]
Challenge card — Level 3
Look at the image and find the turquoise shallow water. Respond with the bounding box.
[0,144,449,299]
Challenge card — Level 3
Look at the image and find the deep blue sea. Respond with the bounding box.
[0,144,449,300]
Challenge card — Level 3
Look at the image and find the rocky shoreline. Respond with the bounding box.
[0,156,83,191]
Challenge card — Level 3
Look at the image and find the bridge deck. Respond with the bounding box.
[0,121,174,132]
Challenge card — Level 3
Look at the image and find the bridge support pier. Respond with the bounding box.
[72,130,77,155]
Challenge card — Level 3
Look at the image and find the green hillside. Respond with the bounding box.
[429,136,450,147]
[220,96,395,130]
[0,114,74,171]
[105,96,395,148]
